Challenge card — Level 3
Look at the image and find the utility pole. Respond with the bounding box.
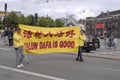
[94,18,97,35]
[65,9,68,27]
[34,13,38,24]
[4,3,7,28]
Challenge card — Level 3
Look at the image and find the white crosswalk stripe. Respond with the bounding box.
[0,48,10,51]
[0,65,67,80]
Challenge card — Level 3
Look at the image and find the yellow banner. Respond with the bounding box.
[19,24,80,54]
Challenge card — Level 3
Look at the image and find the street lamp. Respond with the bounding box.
[4,3,7,27]
[94,18,97,35]
[108,17,114,49]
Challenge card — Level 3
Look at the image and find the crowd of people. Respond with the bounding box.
[104,34,118,49]
[0,27,15,46]
[87,33,118,49]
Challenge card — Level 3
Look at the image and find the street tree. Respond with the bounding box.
[0,20,2,29]
[18,14,26,25]
[6,11,18,28]
[25,15,34,26]
[55,18,64,27]
[46,17,56,27]
[36,17,48,27]
[36,17,56,27]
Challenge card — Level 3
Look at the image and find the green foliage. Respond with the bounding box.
[55,19,64,27]
[36,17,48,27]
[25,15,34,26]
[18,14,26,25]
[6,11,18,28]
[36,17,56,27]
[0,20,2,29]
[5,11,65,28]
[46,17,56,27]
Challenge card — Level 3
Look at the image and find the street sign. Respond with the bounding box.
[96,23,105,28]
[0,11,7,14]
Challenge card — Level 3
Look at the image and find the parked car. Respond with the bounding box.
[92,37,100,49]
[82,37,96,52]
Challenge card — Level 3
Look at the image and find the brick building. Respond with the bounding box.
[86,10,120,38]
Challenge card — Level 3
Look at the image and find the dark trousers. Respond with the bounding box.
[77,46,83,60]
[9,39,13,46]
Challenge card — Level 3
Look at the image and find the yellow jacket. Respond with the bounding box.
[79,34,86,46]
[13,32,23,48]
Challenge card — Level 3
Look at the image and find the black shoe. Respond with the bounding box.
[80,59,84,62]
[76,58,79,61]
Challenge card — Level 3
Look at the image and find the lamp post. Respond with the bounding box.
[65,9,68,27]
[94,18,97,35]
[109,17,114,49]
[4,3,7,27]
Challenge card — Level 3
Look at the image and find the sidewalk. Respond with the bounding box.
[64,38,120,60]
[83,38,120,60]
[100,38,120,50]
[83,53,120,60]
[65,52,120,61]
[0,37,4,45]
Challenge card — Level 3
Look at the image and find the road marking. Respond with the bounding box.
[98,67,120,72]
[97,52,120,55]
[101,67,120,72]
[0,65,67,80]
[0,48,10,51]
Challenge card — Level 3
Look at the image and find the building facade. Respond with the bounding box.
[64,15,78,26]
[62,15,86,31]
[78,19,86,31]
[86,10,120,38]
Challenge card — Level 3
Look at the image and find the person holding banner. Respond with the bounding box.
[13,28,25,68]
[76,30,86,61]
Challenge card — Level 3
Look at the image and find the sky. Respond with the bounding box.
[0,0,120,20]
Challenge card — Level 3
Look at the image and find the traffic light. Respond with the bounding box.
[35,13,38,23]
[5,3,7,11]
[31,15,35,26]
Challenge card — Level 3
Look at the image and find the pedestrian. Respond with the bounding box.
[76,30,86,61]
[104,36,109,48]
[4,27,9,45]
[13,28,24,68]
[108,35,114,49]
[113,37,117,49]
[104,34,107,48]
[8,28,13,46]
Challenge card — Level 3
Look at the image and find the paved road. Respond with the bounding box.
[0,45,120,80]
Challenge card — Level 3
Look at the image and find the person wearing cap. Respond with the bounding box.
[76,30,86,61]
[13,28,24,68]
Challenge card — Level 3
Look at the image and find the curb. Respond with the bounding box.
[83,53,120,61]
[64,52,120,61]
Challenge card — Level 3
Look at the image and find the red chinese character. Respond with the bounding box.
[34,31,43,38]
[44,32,53,37]
[65,30,75,38]
[55,31,64,37]
[23,30,33,38]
